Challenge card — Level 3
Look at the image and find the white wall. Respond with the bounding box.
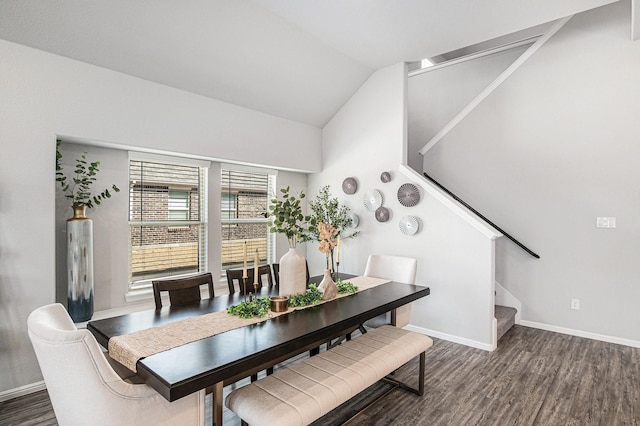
[0,40,320,395]
[408,45,528,172]
[422,2,640,343]
[308,63,497,350]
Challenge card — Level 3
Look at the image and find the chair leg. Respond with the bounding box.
[266,367,273,376]
[251,374,258,382]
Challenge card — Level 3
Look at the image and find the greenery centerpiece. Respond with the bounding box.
[227,297,271,319]
[288,284,323,307]
[336,279,358,294]
[227,281,358,318]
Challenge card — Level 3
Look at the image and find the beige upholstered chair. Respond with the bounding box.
[364,254,418,328]
[364,254,418,285]
[27,303,205,426]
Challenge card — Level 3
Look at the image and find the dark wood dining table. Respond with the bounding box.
[87,274,430,426]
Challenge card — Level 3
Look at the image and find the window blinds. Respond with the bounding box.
[221,168,275,272]
[129,157,208,286]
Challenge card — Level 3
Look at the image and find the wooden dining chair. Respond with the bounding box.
[225,265,273,295]
[272,261,310,287]
[152,272,215,310]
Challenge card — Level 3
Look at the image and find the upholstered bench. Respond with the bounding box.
[225,325,433,426]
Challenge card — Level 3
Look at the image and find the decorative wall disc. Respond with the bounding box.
[380,171,391,183]
[375,206,390,222]
[349,213,359,228]
[399,215,419,235]
[342,177,358,194]
[363,189,383,211]
[397,183,420,207]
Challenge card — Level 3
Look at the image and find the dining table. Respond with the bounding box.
[87,273,430,426]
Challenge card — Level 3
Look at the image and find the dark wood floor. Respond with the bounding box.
[3,325,639,425]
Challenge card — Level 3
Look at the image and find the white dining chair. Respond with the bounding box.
[27,303,205,426]
[364,254,418,327]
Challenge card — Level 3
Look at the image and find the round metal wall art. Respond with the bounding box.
[349,213,359,228]
[380,171,391,183]
[399,215,419,235]
[342,177,358,194]
[397,183,420,207]
[363,189,383,211]
[375,206,390,222]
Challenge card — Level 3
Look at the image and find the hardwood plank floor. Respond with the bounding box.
[3,325,639,425]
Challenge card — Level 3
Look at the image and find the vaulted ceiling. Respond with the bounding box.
[0,0,619,127]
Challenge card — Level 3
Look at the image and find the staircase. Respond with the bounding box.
[495,305,517,341]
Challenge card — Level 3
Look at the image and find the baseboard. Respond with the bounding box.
[0,381,46,402]
[404,324,494,352]
[520,320,640,348]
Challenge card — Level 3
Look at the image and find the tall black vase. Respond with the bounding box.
[67,205,94,322]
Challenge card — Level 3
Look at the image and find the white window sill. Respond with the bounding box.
[124,286,155,303]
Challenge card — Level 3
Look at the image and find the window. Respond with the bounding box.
[221,193,238,220]
[168,190,190,221]
[221,166,276,274]
[128,153,209,287]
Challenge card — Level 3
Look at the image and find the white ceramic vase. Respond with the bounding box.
[318,268,338,300]
[279,247,307,296]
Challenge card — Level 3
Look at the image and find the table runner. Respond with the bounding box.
[109,276,390,372]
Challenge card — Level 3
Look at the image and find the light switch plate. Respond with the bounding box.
[596,217,616,228]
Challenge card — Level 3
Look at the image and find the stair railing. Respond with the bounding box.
[423,172,540,259]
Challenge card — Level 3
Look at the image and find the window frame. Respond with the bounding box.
[127,152,210,290]
[220,165,277,277]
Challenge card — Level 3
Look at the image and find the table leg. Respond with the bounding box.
[212,381,223,426]
[391,304,411,327]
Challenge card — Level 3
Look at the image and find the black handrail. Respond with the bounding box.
[423,172,540,259]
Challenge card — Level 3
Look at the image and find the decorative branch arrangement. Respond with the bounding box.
[267,186,306,247]
[55,140,120,208]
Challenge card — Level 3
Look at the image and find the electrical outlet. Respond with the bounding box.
[571,299,580,310]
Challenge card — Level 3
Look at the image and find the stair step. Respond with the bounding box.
[495,305,517,341]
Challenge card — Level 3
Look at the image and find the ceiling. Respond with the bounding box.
[0,0,619,128]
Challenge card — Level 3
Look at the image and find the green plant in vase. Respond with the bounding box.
[267,186,308,296]
[56,140,120,210]
[55,139,120,322]
[303,185,359,276]
[267,186,306,247]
